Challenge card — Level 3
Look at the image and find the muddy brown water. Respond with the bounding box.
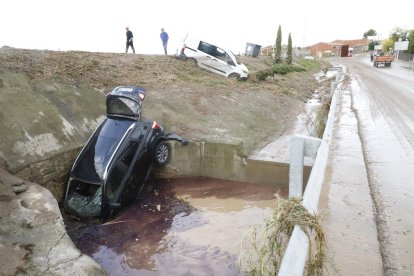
[64,177,287,275]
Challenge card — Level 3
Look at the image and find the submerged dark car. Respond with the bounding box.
[64,86,188,221]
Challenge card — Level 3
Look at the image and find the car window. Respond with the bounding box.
[198,41,215,56]
[105,164,126,201]
[107,97,140,118]
[93,120,133,178]
[215,47,233,64]
[120,140,139,167]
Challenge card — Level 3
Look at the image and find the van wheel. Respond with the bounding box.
[187,58,197,66]
[228,73,240,80]
[154,141,170,166]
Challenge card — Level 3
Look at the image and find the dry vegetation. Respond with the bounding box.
[240,195,334,275]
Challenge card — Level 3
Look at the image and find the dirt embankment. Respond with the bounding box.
[0,47,325,171]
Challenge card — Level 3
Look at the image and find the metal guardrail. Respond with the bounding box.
[278,68,343,275]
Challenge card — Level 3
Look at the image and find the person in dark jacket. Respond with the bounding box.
[160,28,169,55]
[125,27,135,54]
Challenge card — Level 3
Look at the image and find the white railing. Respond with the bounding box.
[278,68,343,275]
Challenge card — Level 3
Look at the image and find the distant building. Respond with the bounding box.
[310,38,368,57]
[260,45,311,58]
[261,45,273,56]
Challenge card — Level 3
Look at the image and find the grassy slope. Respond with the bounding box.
[0,47,324,168]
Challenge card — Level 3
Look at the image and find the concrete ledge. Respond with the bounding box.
[158,141,311,188]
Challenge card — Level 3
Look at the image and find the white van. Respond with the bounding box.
[176,35,249,80]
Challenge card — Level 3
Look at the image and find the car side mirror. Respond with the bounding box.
[227,60,235,66]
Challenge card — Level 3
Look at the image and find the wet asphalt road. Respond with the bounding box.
[330,56,414,275]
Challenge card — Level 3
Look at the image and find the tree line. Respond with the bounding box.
[273,25,293,65]
[364,27,414,53]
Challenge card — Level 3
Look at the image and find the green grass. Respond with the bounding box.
[253,58,326,81]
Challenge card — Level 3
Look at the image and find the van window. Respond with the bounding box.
[198,41,215,56]
[215,48,234,65]
[198,41,235,66]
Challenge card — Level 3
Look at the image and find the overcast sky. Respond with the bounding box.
[1,0,413,55]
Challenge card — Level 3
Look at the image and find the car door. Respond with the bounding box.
[209,47,235,77]
[101,156,129,220]
[101,126,141,219]
[195,41,224,77]
[128,123,153,197]
[101,123,153,221]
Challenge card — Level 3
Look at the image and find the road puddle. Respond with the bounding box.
[65,177,286,275]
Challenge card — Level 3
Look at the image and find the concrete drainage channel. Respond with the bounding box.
[159,141,311,188]
[6,142,311,275]
[4,67,343,274]
[14,142,312,203]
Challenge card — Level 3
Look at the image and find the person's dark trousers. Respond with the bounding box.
[126,42,135,54]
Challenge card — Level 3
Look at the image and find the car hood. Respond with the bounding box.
[71,118,135,184]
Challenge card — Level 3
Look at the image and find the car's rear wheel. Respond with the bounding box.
[187,58,197,66]
[154,141,170,166]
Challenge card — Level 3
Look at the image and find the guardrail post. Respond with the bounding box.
[289,136,305,198]
[280,84,339,276]
[289,135,322,198]
[336,72,340,83]
[331,81,336,94]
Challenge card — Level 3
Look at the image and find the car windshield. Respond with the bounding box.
[71,119,134,183]
[107,97,141,118]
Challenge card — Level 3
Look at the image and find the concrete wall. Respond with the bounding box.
[16,141,311,202]
[158,141,311,189]
[0,72,106,172]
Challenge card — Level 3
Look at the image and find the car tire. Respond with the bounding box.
[187,58,197,66]
[154,141,170,166]
[228,73,240,80]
